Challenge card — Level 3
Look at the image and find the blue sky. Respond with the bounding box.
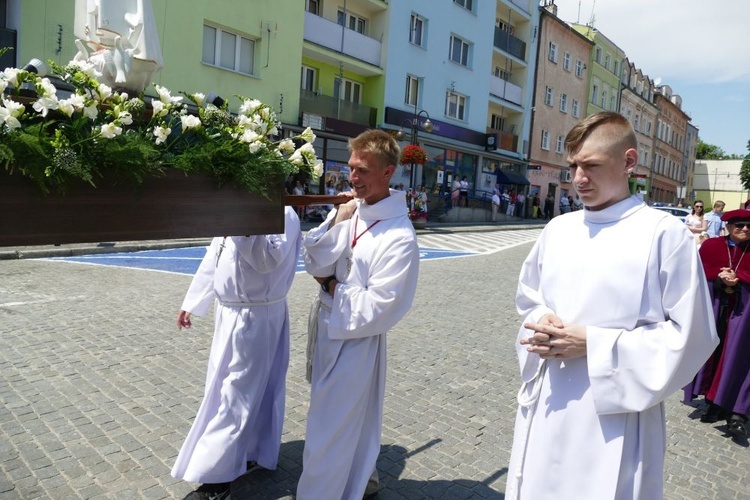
[552,0,750,156]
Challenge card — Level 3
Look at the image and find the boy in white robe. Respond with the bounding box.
[505,112,718,500]
[297,130,420,500]
[171,207,301,500]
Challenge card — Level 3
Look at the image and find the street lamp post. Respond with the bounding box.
[397,107,433,189]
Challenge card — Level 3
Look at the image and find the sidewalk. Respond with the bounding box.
[0,219,547,260]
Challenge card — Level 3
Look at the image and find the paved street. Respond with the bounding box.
[1,227,748,499]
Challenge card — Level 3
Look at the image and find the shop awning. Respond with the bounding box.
[496,170,530,185]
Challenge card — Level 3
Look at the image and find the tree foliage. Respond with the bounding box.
[696,140,726,160]
[740,140,750,191]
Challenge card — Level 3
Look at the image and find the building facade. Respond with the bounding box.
[620,59,658,202]
[527,1,592,216]
[571,23,625,117]
[651,85,690,204]
[693,160,749,210]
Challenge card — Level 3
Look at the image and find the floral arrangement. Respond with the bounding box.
[400,143,429,165]
[0,56,323,197]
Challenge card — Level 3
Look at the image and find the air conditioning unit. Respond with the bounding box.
[560,170,572,183]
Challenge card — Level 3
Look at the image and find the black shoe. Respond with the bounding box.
[728,416,747,439]
[184,483,231,500]
[700,403,728,423]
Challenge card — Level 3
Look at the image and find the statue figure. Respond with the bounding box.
[73,0,164,94]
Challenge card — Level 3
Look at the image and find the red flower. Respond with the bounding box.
[400,144,429,165]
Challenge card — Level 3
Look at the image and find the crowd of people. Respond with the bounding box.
[171,116,745,500]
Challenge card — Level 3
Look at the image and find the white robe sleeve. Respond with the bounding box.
[303,211,352,277]
[328,236,420,340]
[586,228,718,415]
[515,237,555,383]
[180,238,219,317]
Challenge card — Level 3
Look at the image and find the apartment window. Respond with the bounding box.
[595,47,601,63]
[490,113,504,130]
[559,94,568,113]
[644,151,649,165]
[454,0,473,12]
[305,0,319,15]
[591,84,599,104]
[338,10,366,34]
[563,52,571,71]
[610,95,615,111]
[548,42,558,63]
[634,114,640,132]
[405,75,420,106]
[614,60,620,77]
[600,89,607,108]
[445,91,467,120]
[555,135,565,153]
[604,54,610,70]
[541,130,550,150]
[572,99,580,117]
[544,86,554,106]
[300,66,316,92]
[202,24,256,75]
[334,77,362,103]
[575,60,585,78]
[410,14,425,47]
[449,35,470,67]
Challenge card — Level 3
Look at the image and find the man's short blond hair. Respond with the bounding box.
[565,112,637,156]
[348,129,400,170]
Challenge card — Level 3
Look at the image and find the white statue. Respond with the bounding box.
[73,0,164,94]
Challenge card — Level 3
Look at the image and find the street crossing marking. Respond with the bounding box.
[40,229,543,275]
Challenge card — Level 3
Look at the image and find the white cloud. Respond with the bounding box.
[551,0,750,84]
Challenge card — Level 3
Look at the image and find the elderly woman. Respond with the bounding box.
[684,209,750,440]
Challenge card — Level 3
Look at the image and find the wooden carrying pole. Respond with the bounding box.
[285,194,352,206]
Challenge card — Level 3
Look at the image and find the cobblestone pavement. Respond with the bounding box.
[1,231,748,499]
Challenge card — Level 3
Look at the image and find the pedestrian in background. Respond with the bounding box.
[704,200,727,238]
[686,200,708,244]
[531,193,540,219]
[298,129,420,499]
[505,112,717,499]
[684,209,750,440]
[491,190,501,222]
[172,207,301,500]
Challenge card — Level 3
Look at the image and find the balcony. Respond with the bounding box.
[489,75,523,106]
[0,27,17,69]
[493,28,526,62]
[487,127,519,153]
[299,89,377,128]
[303,11,382,67]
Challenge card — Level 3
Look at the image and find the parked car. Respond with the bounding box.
[652,205,691,223]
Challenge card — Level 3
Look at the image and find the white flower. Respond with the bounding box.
[83,104,99,120]
[248,141,263,154]
[192,92,205,106]
[298,142,315,155]
[119,92,129,101]
[38,78,57,98]
[68,60,100,79]
[2,98,25,118]
[153,126,171,145]
[312,159,324,179]
[240,129,260,144]
[237,114,254,130]
[57,98,75,117]
[180,115,201,130]
[99,122,122,139]
[97,83,112,101]
[0,79,7,93]
[239,99,262,116]
[32,96,59,117]
[0,100,23,129]
[268,125,279,136]
[278,138,295,154]
[155,84,183,105]
[289,149,305,167]
[117,111,133,125]
[151,100,167,118]
[299,127,316,144]
[2,68,21,87]
[67,94,86,109]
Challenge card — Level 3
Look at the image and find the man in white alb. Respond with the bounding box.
[297,129,420,499]
[172,207,301,500]
[505,112,718,500]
